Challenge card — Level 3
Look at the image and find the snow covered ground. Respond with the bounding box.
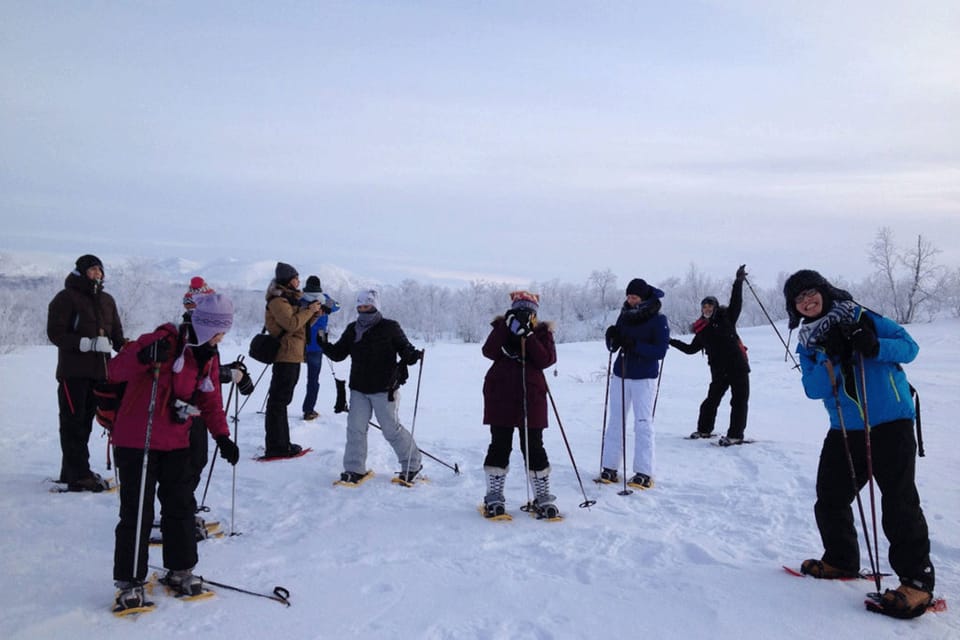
[1,320,957,639]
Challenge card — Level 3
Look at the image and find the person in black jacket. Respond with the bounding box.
[322,290,423,484]
[669,264,751,446]
[47,254,125,491]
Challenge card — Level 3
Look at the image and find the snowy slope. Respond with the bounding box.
[1,321,957,639]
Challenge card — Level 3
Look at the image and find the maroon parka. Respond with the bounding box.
[481,317,556,428]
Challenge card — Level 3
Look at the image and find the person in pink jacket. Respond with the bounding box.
[108,294,240,612]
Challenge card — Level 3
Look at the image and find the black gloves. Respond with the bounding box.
[604,326,620,353]
[736,264,748,281]
[821,324,853,362]
[137,338,171,365]
[821,318,879,362]
[221,360,255,395]
[849,321,879,358]
[505,309,534,337]
[404,348,424,365]
[216,436,239,466]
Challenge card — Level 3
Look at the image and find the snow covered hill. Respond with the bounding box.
[1,321,957,639]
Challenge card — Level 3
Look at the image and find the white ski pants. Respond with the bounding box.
[601,376,656,477]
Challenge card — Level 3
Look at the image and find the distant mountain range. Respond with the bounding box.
[0,250,377,292]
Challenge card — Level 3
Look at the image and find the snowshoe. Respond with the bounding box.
[688,431,715,439]
[392,465,423,487]
[479,503,512,521]
[865,585,934,619]
[717,436,744,447]
[112,582,155,616]
[627,473,654,490]
[161,569,209,599]
[334,470,374,486]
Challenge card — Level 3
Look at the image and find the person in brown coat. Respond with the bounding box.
[46,254,125,491]
[480,291,558,518]
[262,262,322,458]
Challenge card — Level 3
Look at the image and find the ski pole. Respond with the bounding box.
[743,277,800,370]
[856,353,882,594]
[520,337,534,511]
[825,359,882,593]
[598,350,613,478]
[618,348,632,496]
[230,379,240,537]
[199,378,237,513]
[402,350,426,477]
[132,346,162,582]
[651,356,665,420]
[201,576,290,606]
[368,421,460,474]
[545,383,597,509]
[236,362,270,415]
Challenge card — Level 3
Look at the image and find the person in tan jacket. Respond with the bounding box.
[263,262,322,458]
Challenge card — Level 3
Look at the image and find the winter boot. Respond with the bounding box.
[483,466,508,517]
[114,581,147,611]
[194,515,208,542]
[529,467,560,519]
[68,472,110,492]
[875,584,934,619]
[799,559,859,580]
[718,436,744,447]
[627,472,654,489]
[164,569,203,597]
[397,464,422,485]
[599,467,619,483]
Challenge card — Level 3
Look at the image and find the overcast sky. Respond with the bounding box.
[2,1,958,288]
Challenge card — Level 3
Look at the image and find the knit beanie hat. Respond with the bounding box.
[304,276,322,293]
[783,269,853,329]
[356,289,380,310]
[301,276,322,303]
[183,276,215,308]
[701,296,719,308]
[275,262,299,286]
[626,278,653,299]
[509,290,540,312]
[75,254,104,276]
[191,293,234,345]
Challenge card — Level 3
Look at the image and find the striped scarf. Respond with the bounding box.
[797,300,858,349]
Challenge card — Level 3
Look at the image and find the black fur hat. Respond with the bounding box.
[783,269,852,329]
[75,254,103,276]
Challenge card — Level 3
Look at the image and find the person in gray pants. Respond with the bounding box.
[321,289,423,484]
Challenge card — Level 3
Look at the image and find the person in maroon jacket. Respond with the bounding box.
[46,254,125,492]
[480,290,558,518]
[108,294,240,612]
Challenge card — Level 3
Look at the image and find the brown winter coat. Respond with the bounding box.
[264,280,315,364]
[47,272,124,380]
[481,316,556,429]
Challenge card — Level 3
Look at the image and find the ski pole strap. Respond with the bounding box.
[910,384,924,458]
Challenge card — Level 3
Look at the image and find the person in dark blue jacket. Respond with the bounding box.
[787,269,935,619]
[670,264,750,445]
[600,278,670,488]
[300,276,340,421]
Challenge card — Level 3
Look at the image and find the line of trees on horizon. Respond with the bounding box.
[2,228,958,354]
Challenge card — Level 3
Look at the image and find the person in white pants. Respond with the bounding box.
[600,278,670,488]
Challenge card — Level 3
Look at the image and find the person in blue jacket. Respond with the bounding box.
[786,269,934,619]
[600,278,670,488]
[300,276,340,420]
